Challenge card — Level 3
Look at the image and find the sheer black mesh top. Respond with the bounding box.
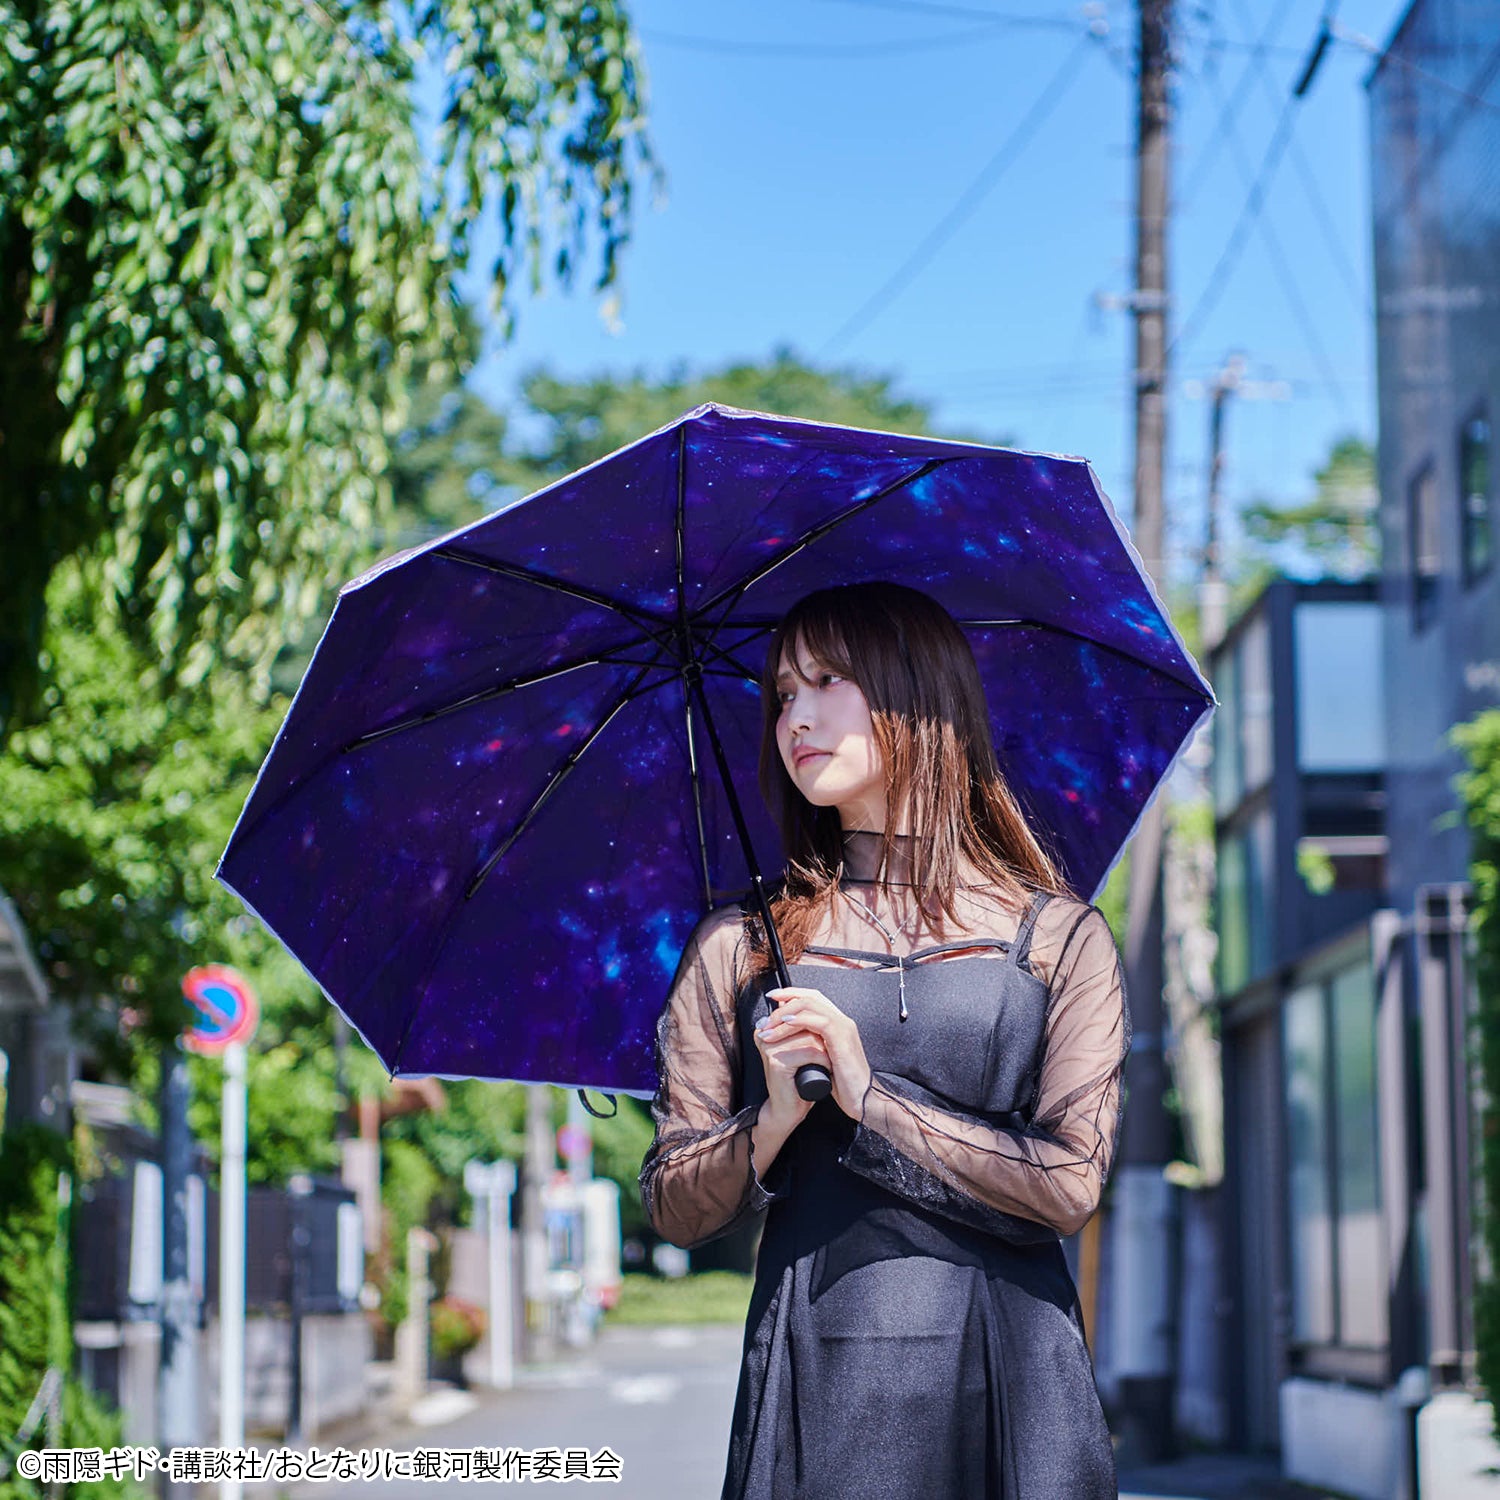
[640,831,1132,1249]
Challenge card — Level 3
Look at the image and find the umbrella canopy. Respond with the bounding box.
[218,403,1214,1095]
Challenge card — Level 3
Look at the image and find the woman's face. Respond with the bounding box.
[774,635,886,832]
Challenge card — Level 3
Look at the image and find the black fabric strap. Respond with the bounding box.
[1011,890,1052,971]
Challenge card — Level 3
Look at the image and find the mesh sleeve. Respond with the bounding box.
[638,906,788,1249]
[838,905,1131,1241]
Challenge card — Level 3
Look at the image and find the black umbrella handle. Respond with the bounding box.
[751,876,832,1104]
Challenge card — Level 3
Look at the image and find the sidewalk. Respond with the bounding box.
[1117,1453,1348,1500]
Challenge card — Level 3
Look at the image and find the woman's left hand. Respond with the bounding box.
[761,987,873,1121]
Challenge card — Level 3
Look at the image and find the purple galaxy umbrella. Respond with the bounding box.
[217,404,1214,1097]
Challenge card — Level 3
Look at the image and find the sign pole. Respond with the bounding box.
[220,1041,247,1500]
[180,964,259,1500]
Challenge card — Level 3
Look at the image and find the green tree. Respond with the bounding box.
[1452,709,1500,1438]
[376,348,996,549]
[0,560,291,1060]
[501,350,990,497]
[0,0,651,730]
[0,1125,141,1499]
[1238,435,1379,588]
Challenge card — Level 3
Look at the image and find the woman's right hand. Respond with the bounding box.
[752,1008,830,1128]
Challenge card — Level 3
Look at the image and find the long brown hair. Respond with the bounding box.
[753,581,1073,969]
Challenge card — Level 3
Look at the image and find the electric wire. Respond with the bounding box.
[814,0,1096,33]
[1227,0,1368,315]
[1176,0,1301,213]
[639,22,1019,60]
[1339,26,1500,119]
[1217,108,1351,422]
[818,31,1097,357]
[1168,52,1305,361]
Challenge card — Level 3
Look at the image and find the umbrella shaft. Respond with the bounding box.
[682,667,791,992]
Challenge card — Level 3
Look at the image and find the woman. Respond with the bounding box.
[639,581,1129,1500]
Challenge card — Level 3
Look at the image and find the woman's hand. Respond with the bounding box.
[752,1003,831,1129]
[760,987,873,1122]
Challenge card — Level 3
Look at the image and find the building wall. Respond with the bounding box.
[1370,0,1500,907]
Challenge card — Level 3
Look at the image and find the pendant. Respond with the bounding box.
[897,961,908,1023]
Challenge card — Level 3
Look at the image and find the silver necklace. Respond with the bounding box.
[840,889,925,1022]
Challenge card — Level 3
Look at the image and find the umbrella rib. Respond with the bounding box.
[343,647,670,752]
[693,457,949,618]
[682,689,714,909]
[462,664,658,902]
[952,617,1213,698]
[694,635,765,687]
[433,546,674,642]
[722,615,1211,701]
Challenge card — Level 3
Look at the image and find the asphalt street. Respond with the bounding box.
[277,1323,743,1500]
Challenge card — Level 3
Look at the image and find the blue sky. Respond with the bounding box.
[453,1,1412,587]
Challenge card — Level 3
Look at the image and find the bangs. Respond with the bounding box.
[763,601,858,696]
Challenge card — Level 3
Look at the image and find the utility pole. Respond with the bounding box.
[1199,354,1245,655]
[1114,0,1176,1466]
[158,1047,199,1497]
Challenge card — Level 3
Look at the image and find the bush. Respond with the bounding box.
[1453,710,1500,1439]
[0,1124,143,1499]
[429,1296,486,1361]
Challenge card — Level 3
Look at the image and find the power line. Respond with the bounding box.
[818,32,1097,357]
[638,22,1019,60]
[1176,0,1301,213]
[1217,115,1351,421]
[1226,0,1368,316]
[814,0,1097,32]
[1337,24,1500,119]
[1168,10,1335,363]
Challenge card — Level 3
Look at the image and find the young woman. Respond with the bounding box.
[640,581,1129,1500]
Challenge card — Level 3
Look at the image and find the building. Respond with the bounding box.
[0,888,74,1133]
[1213,2,1500,1494]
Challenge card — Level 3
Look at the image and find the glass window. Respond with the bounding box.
[1285,982,1335,1344]
[1409,462,1439,630]
[1217,832,1248,994]
[1217,807,1276,994]
[1459,411,1493,586]
[1282,952,1388,1354]
[1294,602,1386,771]
[1213,647,1241,817]
[1239,614,1273,793]
[1246,809,1275,977]
[1331,961,1385,1346]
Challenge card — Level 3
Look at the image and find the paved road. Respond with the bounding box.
[264,1324,1330,1500]
[281,1324,742,1500]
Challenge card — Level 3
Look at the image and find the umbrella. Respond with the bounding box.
[217,403,1214,1098]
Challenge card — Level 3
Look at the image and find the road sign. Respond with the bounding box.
[557,1123,591,1164]
[182,965,259,1055]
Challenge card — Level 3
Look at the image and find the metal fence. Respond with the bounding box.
[75,1164,360,1322]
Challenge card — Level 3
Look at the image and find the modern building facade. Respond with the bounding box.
[1213,3,1500,1494]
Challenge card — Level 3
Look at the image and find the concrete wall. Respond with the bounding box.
[76,1312,372,1443]
[1280,1378,1401,1500]
[1175,1185,1228,1447]
[1419,1391,1500,1499]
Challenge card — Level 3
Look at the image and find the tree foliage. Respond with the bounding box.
[0,1125,140,1499]
[501,350,987,500]
[381,348,992,549]
[0,556,390,1182]
[1452,709,1500,1437]
[0,0,651,729]
[1238,435,1379,585]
